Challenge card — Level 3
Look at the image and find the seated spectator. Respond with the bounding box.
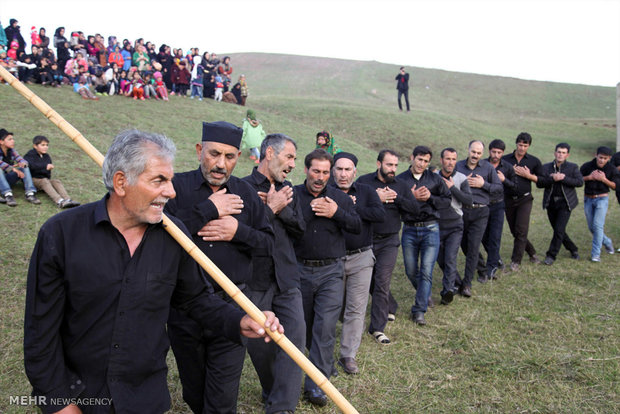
[86,35,99,66]
[222,89,238,104]
[38,57,54,85]
[64,52,88,83]
[23,135,80,208]
[49,61,63,87]
[133,44,150,72]
[143,72,158,99]
[153,71,169,101]
[231,81,242,104]
[119,69,131,95]
[121,43,132,72]
[108,45,124,68]
[130,70,145,100]
[0,128,40,207]
[73,75,98,100]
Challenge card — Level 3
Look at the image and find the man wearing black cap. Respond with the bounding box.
[165,121,275,414]
[331,152,385,375]
[294,149,361,406]
[356,149,419,343]
[242,133,307,414]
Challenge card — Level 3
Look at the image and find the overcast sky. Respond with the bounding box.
[1,0,619,86]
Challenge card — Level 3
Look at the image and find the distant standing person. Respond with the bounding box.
[395,66,410,112]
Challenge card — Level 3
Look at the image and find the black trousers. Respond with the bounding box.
[368,233,400,334]
[505,194,537,264]
[168,292,246,414]
[437,219,463,295]
[397,89,410,111]
[460,206,489,287]
[545,198,578,259]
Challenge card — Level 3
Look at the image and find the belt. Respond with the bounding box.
[509,192,530,200]
[301,258,340,267]
[373,233,394,240]
[585,193,608,199]
[464,203,487,209]
[346,246,372,256]
[405,220,438,227]
[490,199,503,205]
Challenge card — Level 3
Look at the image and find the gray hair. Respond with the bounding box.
[102,129,176,191]
[259,133,297,160]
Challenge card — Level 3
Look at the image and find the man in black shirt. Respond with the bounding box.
[580,146,619,262]
[294,149,361,406]
[397,146,451,325]
[477,139,515,279]
[536,143,583,265]
[455,140,502,295]
[165,121,275,414]
[242,133,306,414]
[502,132,543,271]
[357,149,419,343]
[331,152,385,375]
[436,148,472,304]
[24,130,281,414]
[395,66,410,112]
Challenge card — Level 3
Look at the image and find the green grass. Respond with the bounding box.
[0,53,619,413]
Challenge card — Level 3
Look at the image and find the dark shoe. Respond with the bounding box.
[427,295,435,308]
[5,194,17,207]
[477,269,488,279]
[338,357,359,375]
[331,364,338,378]
[529,254,541,264]
[498,258,505,270]
[490,267,500,280]
[571,251,580,260]
[25,193,41,204]
[61,199,81,208]
[0,194,5,203]
[460,285,472,298]
[509,262,520,272]
[304,388,327,407]
[440,290,454,305]
[477,275,489,284]
[543,256,554,266]
[412,311,426,325]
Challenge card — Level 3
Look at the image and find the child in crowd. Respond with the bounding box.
[315,130,341,155]
[190,55,204,100]
[0,129,40,207]
[214,74,224,101]
[130,70,145,100]
[241,109,266,163]
[176,59,190,96]
[119,70,131,95]
[153,71,169,101]
[49,62,63,87]
[23,135,80,208]
[143,73,157,99]
[73,75,98,100]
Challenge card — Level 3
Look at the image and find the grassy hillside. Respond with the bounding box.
[0,53,618,413]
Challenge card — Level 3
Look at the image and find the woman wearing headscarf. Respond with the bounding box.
[53,27,70,74]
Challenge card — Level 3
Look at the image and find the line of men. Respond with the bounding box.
[24,123,619,414]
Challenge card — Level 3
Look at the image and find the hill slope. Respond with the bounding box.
[0,54,618,413]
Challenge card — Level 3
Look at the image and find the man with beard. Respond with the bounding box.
[242,133,307,414]
[24,130,282,414]
[331,152,385,374]
[294,149,360,406]
[397,146,451,325]
[164,121,275,414]
[502,132,544,271]
[435,148,472,305]
[477,139,516,280]
[357,150,418,342]
[455,140,502,297]
[537,143,583,265]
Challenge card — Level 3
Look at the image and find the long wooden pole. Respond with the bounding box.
[0,66,358,414]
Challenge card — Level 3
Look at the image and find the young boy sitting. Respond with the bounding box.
[24,135,80,208]
[0,128,41,207]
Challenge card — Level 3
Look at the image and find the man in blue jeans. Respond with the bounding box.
[0,129,40,206]
[397,146,451,325]
[580,146,619,262]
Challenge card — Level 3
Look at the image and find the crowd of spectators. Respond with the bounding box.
[0,18,249,104]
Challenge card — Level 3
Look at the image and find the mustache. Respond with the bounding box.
[210,167,227,175]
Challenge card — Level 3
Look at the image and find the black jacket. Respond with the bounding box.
[24,149,52,179]
[537,161,583,210]
[395,72,409,91]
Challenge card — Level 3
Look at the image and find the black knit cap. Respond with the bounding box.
[202,121,243,148]
[333,151,358,166]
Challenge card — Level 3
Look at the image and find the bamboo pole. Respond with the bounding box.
[0,65,358,414]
